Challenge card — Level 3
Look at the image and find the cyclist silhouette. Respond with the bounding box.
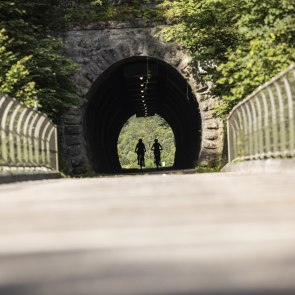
[151,139,163,169]
[135,139,146,169]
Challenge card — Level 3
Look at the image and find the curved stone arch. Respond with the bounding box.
[71,30,196,96]
[63,26,223,174]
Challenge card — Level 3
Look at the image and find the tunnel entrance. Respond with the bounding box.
[118,115,176,169]
[84,56,202,173]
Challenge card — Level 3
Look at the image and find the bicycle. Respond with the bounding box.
[154,151,161,170]
[138,153,145,170]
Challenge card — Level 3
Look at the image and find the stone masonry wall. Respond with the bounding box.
[61,22,224,174]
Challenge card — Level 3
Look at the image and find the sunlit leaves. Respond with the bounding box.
[0,28,38,106]
[159,0,295,116]
[0,0,79,120]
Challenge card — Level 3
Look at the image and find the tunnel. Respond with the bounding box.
[84,56,202,173]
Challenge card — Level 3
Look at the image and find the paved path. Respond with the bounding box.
[0,172,295,295]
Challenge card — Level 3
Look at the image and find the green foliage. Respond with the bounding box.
[91,0,103,5]
[159,0,295,116]
[64,0,164,24]
[195,159,226,173]
[118,115,176,169]
[0,28,37,107]
[0,0,80,120]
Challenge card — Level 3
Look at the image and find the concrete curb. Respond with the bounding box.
[0,172,62,184]
[222,158,295,174]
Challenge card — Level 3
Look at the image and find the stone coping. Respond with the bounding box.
[0,172,61,184]
[222,158,295,174]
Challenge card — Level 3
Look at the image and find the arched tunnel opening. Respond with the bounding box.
[117,114,176,169]
[84,56,202,173]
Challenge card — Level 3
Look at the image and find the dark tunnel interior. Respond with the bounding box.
[84,56,202,173]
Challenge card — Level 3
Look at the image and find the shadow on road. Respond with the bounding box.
[118,167,196,175]
[0,285,294,295]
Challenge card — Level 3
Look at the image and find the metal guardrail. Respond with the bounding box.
[0,94,59,173]
[227,63,295,163]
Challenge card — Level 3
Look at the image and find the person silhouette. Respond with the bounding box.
[135,138,146,167]
[151,139,163,168]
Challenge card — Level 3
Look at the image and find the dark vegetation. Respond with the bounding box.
[0,0,294,170]
[64,0,164,24]
[0,0,80,121]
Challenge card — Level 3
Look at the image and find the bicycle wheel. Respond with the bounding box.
[139,154,144,170]
[155,153,160,169]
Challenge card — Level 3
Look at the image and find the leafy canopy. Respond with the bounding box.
[0,0,79,120]
[159,0,295,115]
[0,28,37,106]
[64,0,164,24]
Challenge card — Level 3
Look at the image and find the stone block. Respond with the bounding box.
[202,112,215,120]
[117,43,131,58]
[68,145,83,157]
[204,131,218,141]
[203,141,218,149]
[200,147,219,155]
[84,72,94,83]
[73,165,87,175]
[64,112,82,125]
[71,156,84,167]
[66,135,82,146]
[100,48,121,65]
[204,123,219,130]
[67,108,81,116]
[201,104,209,112]
[65,125,82,135]
[204,119,220,130]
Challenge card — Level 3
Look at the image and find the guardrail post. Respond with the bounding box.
[23,111,34,164]
[227,120,232,162]
[255,95,264,158]
[1,99,14,164]
[54,127,59,171]
[261,91,271,157]
[245,103,254,159]
[9,103,21,164]
[275,81,287,154]
[16,108,28,164]
[284,76,294,153]
[34,116,46,164]
[241,108,249,158]
[268,87,279,155]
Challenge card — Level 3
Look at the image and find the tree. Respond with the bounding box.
[0,28,37,106]
[159,0,295,115]
[0,0,79,120]
[117,115,176,169]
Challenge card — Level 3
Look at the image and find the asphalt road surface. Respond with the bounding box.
[0,172,295,295]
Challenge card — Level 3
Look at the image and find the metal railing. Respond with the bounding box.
[227,63,295,163]
[0,94,59,173]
